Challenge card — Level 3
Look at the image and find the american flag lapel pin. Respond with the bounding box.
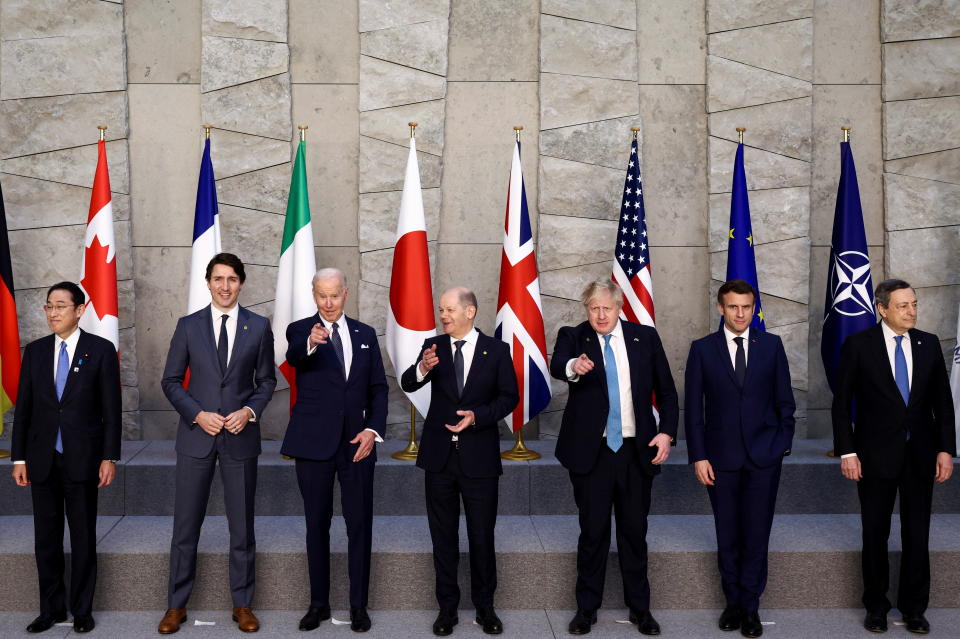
[633,337,639,342]
[483,351,487,355]
[243,325,248,330]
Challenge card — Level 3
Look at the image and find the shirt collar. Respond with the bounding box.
[318,313,346,330]
[450,327,478,346]
[880,320,908,340]
[56,328,81,350]
[211,303,239,322]
[723,325,750,344]
[597,320,623,342]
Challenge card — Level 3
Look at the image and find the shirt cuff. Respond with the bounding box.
[307,336,318,356]
[840,453,857,459]
[565,358,580,382]
[364,428,384,443]
[244,406,257,422]
[13,460,25,465]
[416,362,426,383]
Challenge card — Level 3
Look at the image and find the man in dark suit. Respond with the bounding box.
[550,280,678,637]
[280,267,387,633]
[157,253,276,634]
[685,279,795,638]
[400,286,518,636]
[10,281,121,634]
[833,279,955,634]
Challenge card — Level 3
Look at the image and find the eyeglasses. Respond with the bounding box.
[42,304,76,314]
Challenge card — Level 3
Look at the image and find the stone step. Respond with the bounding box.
[2,608,960,639]
[3,440,956,517]
[2,514,958,611]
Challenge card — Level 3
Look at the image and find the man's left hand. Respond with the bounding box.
[224,407,253,435]
[935,451,954,483]
[648,433,672,465]
[445,410,475,433]
[98,460,116,488]
[350,430,377,462]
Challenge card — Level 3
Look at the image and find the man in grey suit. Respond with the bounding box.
[157,253,276,634]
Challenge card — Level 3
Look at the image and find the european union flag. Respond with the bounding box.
[725,142,765,330]
[821,139,875,392]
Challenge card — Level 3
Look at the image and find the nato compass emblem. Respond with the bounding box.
[827,250,875,318]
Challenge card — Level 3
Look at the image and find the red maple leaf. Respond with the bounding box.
[80,236,118,320]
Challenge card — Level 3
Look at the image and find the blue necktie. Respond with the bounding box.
[55,341,69,453]
[894,335,909,405]
[603,334,622,453]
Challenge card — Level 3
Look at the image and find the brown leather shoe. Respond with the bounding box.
[157,609,186,634]
[233,607,260,633]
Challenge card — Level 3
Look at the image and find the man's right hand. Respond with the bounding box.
[840,455,862,482]
[694,459,715,486]
[11,464,29,486]
[571,353,594,376]
[309,323,329,347]
[419,344,439,376]
[195,410,225,436]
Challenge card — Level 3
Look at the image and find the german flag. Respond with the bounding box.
[0,182,21,428]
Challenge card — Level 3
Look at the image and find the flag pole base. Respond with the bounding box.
[501,426,541,461]
[0,449,10,459]
[826,449,836,458]
[392,404,420,461]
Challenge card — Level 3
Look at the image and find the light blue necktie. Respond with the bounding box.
[603,334,622,452]
[55,341,69,453]
[894,335,910,441]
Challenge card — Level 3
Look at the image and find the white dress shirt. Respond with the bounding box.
[210,303,257,422]
[723,325,750,368]
[566,321,636,439]
[842,320,913,460]
[417,328,479,384]
[307,313,382,442]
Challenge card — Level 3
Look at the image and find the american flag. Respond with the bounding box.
[612,136,655,326]
[495,137,552,432]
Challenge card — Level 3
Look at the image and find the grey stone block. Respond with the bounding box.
[710,19,812,81]
[433,244,504,333]
[289,0,357,83]
[706,56,812,113]
[709,187,810,252]
[359,56,446,112]
[359,100,445,156]
[707,0,812,33]
[125,0,201,84]
[883,37,960,101]
[814,0,882,84]
[885,147,960,185]
[710,237,811,304]
[883,96,960,160]
[768,322,810,391]
[881,0,960,42]
[539,116,639,171]
[200,36,288,93]
[886,227,960,287]
[219,205,284,267]
[709,137,811,193]
[709,98,812,162]
[1,174,130,231]
[541,15,637,81]
[203,0,287,42]
[447,0,539,81]
[540,74,638,130]
[359,0,450,32]
[358,279,390,335]
[217,164,290,215]
[884,173,960,230]
[201,74,292,141]
[760,294,809,329]
[537,215,618,272]
[638,0,706,84]
[360,20,448,75]
[540,262,613,301]
[1,141,130,194]
[543,0,636,29]
[358,188,442,253]
[203,130,291,180]
[538,157,624,221]
[359,137,442,193]
[914,285,960,341]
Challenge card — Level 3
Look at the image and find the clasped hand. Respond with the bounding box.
[195,408,252,436]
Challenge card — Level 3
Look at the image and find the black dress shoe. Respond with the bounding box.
[740,611,762,638]
[350,607,371,632]
[568,609,598,634]
[26,614,66,633]
[864,611,887,633]
[73,616,96,633]
[476,608,503,635]
[903,614,930,634]
[719,605,744,631]
[629,610,661,636]
[299,605,331,631]
[432,611,458,636]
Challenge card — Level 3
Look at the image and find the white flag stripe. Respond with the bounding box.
[187,223,221,314]
[613,261,653,326]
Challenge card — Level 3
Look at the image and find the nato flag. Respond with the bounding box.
[821,140,875,392]
[725,142,765,331]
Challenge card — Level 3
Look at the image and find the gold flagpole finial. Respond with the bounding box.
[298,125,308,142]
[97,125,107,142]
[736,127,746,144]
[841,126,851,143]
[202,125,212,140]
[408,122,418,138]
[514,125,523,141]
[630,126,640,140]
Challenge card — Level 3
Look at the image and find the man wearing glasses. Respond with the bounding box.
[10,281,122,634]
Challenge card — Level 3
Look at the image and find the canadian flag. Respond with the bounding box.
[78,138,119,351]
[386,136,435,416]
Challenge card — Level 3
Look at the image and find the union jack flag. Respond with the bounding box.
[612,136,655,326]
[495,137,552,432]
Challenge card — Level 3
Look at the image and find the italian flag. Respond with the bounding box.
[273,138,317,411]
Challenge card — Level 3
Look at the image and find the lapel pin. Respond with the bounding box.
[586,337,591,342]
[243,325,248,330]
[73,367,79,372]
[916,340,921,345]
[633,337,639,342]
[483,350,487,355]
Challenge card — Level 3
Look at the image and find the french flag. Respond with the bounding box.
[187,135,221,315]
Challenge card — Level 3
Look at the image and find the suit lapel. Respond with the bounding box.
[435,335,458,399]
[59,330,88,403]
[582,324,607,395]
[200,306,223,379]
[345,316,363,382]
[905,329,925,407]
[870,324,905,406]
[460,332,489,399]
[224,306,250,379]
[713,330,740,387]
[741,331,762,388]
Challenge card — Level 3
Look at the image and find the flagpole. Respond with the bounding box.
[501,125,542,462]
[391,121,424,462]
[98,125,107,141]
[736,126,745,144]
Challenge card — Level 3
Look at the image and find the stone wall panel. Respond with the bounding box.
[884,173,960,230]
[539,157,623,221]
[883,96,960,159]
[885,148,960,185]
[125,0,201,84]
[706,57,812,113]
[543,0,636,29]
[886,227,960,287]
[447,0,538,81]
[710,238,811,303]
[1,174,130,230]
[203,0,287,42]
[540,15,637,81]
[637,0,706,84]
[289,0,358,83]
[881,0,960,42]
[359,138,442,193]
[219,205,284,267]
[359,56,446,112]
[205,131,290,180]
[358,188,442,253]
[707,0,813,33]
[539,117,639,170]
[540,261,613,301]
[359,101,445,156]
[360,20,448,75]
[216,164,290,215]
[709,98,812,161]
[540,74,638,130]
[767,322,809,391]
[709,138,811,193]
[538,215,618,271]
[708,187,810,252]
[914,285,960,344]
[1,141,130,194]
[434,243,503,333]
[202,74,292,141]
[201,36,289,92]
[709,19,813,81]
[359,0,450,32]
[883,38,960,101]
[10,223,131,290]
[813,0,881,84]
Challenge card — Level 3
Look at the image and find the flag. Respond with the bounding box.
[187,137,222,314]
[386,137,435,417]
[0,183,21,426]
[495,137,552,432]
[78,139,119,350]
[950,302,960,454]
[820,140,875,393]
[724,142,765,330]
[612,136,655,326]
[273,139,317,411]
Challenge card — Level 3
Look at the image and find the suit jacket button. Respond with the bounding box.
[221,383,226,388]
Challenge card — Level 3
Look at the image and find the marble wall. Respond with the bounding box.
[1,0,957,442]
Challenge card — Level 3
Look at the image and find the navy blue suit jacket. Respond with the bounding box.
[11,329,122,482]
[400,331,518,478]
[549,320,679,476]
[280,314,388,461]
[685,329,795,470]
[161,305,277,460]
